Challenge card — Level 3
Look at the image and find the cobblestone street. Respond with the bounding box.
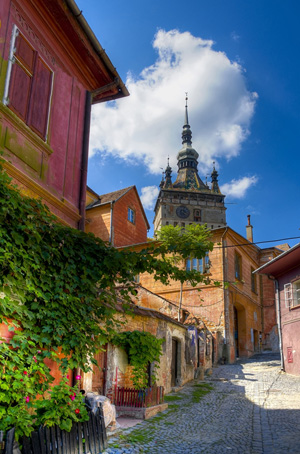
[105,353,300,454]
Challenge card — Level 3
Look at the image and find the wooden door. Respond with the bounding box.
[92,345,107,395]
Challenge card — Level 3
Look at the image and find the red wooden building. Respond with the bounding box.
[0,0,128,228]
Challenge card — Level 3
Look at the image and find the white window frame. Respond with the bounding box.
[186,252,210,273]
[128,207,135,224]
[284,279,300,308]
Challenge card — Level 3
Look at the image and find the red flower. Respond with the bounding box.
[24,396,30,403]
[75,409,80,414]
[75,375,81,380]
[23,371,28,375]
[20,379,23,382]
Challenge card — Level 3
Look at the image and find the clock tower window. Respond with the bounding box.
[194,209,201,222]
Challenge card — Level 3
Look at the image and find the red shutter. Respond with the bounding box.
[15,34,35,72]
[8,63,32,120]
[28,57,52,138]
[8,34,35,120]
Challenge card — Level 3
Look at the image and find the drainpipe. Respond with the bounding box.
[78,91,92,231]
[271,276,284,371]
[109,201,114,245]
[221,227,229,360]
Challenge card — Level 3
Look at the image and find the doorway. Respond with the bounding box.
[234,307,239,358]
[92,344,107,395]
[171,338,181,387]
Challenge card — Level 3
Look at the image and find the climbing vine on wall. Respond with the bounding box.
[111,331,164,389]
[0,162,213,437]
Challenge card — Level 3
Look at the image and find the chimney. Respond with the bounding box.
[246,215,253,243]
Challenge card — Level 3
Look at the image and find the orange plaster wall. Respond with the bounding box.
[85,205,111,243]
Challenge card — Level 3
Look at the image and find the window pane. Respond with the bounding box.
[192,258,198,270]
[186,259,191,271]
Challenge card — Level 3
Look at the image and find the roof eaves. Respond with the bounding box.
[254,242,300,274]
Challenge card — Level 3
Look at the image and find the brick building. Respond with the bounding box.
[140,101,283,364]
[86,185,149,246]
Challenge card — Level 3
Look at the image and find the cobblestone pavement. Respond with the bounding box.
[104,353,300,454]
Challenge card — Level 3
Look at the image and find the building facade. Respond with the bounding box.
[86,185,149,246]
[154,99,226,232]
[141,102,283,364]
[0,0,128,228]
[256,243,300,376]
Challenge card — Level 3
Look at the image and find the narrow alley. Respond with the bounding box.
[105,353,300,454]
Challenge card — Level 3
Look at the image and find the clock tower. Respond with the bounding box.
[154,98,227,232]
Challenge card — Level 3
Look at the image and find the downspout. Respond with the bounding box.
[109,201,114,245]
[78,91,92,231]
[271,276,284,370]
[221,227,229,360]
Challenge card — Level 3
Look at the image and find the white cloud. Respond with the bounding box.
[89,29,257,176]
[220,176,258,199]
[140,186,159,210]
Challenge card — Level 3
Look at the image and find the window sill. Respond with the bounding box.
[290,304,300,311]
[235,279,244,284]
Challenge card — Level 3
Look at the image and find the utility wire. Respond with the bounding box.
[139,235,300,254]
[214,235,300,249]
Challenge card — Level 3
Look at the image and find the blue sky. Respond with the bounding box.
[77,0,300,247]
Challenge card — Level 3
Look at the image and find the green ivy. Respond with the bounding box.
[111,331,164,389]
[0,162,212,437]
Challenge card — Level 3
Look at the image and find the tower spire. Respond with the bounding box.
[164,156,173,188]
[211,161,221,193]
[182,93,192,146]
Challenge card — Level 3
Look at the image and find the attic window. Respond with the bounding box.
[128,207,135,224]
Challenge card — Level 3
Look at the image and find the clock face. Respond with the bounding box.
[176,206,190,219]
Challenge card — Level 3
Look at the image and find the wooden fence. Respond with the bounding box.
[115,386,164,408]
[3,406,107,454]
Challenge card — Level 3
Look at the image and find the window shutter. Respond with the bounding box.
[15,33,35,72]
[284,283,292,308]
[28,57,52,138]
[8,63,32,120]
[8,34,35,120]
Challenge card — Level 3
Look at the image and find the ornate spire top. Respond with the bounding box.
[164,156,173,188]
[211,161,221,193]
[182,93,192,146]
[184,92,189,125]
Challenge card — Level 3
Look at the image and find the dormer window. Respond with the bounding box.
[128,207,135,224]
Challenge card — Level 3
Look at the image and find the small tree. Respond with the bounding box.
[156,224,214,320]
